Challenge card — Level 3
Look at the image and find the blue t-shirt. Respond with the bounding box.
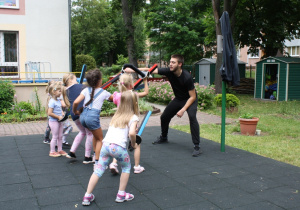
[48,98,62,121]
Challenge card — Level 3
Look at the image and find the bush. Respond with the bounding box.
[18,101,36,115]
[0,81,15,113]
[194,83,216,110]
[145,81,216,110]
[75,54,97,74]
[214,93,240,108]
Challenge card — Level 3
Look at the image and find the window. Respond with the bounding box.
[0,31,19,78]
[0,0,19,9]
[288,46,299,56]
[249,49,259,58]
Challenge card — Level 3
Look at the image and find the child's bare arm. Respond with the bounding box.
[73,94,85,115]
[129,121,138,149]
[137,77,149,98]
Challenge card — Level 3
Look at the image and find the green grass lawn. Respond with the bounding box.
[171,94,300,167]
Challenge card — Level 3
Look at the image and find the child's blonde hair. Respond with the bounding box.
[110,90,139,128]
[46,82,61,113]
[57,81,70,109]
[63,73,76,87]
[118,74,134,93]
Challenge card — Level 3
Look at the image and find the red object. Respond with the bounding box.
[239,117,259,136]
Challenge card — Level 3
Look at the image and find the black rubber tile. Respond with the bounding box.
[30,170,79,189]
[101,200,160,210]
[0,198,39,210]
[0,136,15,141]
[271,172,300,189]
[224,173,283,193]
[0,183,35,202]
[203,164,250,179]
[35,184,84,206]
[0,154,22,164]
[19,148,51,158]
[67,161,94,177]
[165,200,222,210]
[200,186,262,209]
[0,161,26,173]
[17,143,50,151]
[15,137,43,145]
[144,186,205,209]
[22,155,63,165]
[230,201,284,210]
[253,186,300,209]
[41,201,100,210]
[0,170,30,185]
[130,172,179,191]
[26,161,69,175]
[175,174,231,193]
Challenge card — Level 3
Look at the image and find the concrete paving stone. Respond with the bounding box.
[230,201,285,210]
[200,186,263,209]
[0,154,22,164]
[30,170,79,189]
[0,198,40,210]
[0,161,26,174]
[223,173,284,193]
[203,164,250,179]
[0,170,30,185]
[144,185,205,209]
[253,186,300,209]
[26,161,69,176]
[130,172,179,192]
[35,184,84,206]
[175,174,232,193]
[165,200,222,210]
[0,183,35,202]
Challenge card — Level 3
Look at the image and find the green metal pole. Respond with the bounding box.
[221,81,226,152]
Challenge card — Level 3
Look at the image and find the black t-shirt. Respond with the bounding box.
[158,68,195,101]
[67,84,85,121]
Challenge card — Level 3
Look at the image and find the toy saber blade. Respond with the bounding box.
[79,64,87,84]
[101,64,146,90]
[128,110,152,151]
[133,64,157,90]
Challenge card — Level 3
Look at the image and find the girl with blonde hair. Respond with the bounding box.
[110,73,148,174]
[82,90,139,205]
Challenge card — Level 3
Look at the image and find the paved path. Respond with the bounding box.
[0,105,235,137]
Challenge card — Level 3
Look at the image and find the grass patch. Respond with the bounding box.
[171,94,300,167]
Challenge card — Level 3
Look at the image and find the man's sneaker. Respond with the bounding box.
[58,150,68,156]
[66,152,76,159]
[192,146,202,157]
[83,157,93,164]
[109,163,119,174]
[115,192,134,203]
[152,136,168,144]
[43,139,51,144]
[49,152,61,157]
[82,193,95,206]
[134,165,145,174]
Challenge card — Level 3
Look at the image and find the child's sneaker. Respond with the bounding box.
[82,193,95,206]
[66,152,76,159]
[49,152,61,157]
[109,163,119,174]
[63,141,71,146]
[134,165,145,174]
[43,139,51,144]
[58,150,67,156]
[83,157,93,164]
[115,192,134,203]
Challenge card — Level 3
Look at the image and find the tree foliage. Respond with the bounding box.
[145,0,210,64]
[233,0,300,57]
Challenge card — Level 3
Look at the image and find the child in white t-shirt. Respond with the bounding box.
[82,90,139,206]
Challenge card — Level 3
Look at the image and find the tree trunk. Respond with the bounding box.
[121,0,138,67]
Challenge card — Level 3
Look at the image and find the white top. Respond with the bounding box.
[103,115,139,148]
[81,87,111,110]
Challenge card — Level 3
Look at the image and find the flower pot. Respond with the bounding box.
[239,117,259,136]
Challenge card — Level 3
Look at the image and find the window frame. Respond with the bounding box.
[0,31,19,78]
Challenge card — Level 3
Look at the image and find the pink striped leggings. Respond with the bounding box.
[70,119,93,157]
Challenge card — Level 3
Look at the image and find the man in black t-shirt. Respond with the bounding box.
[125,54,201,157]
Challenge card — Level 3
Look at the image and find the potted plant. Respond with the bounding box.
[239,113,259,136]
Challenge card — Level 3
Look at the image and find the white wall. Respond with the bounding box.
[0,0,71,79]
